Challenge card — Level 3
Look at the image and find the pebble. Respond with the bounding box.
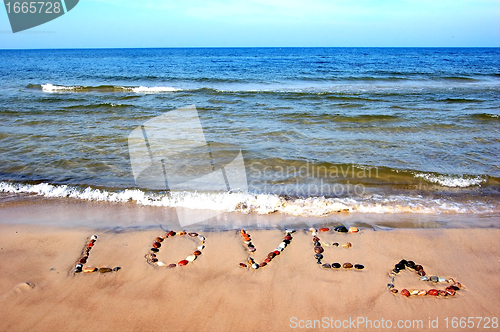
[273,250,280,255]
[322,242,330,247]
[285,229,295,234]
[332,263,341,269]
[406,261,416,269]
[198,235,205,241]
[334,226,348,233]
[430,276,439,283]
[98,267,113,273]
[438,277,446,283]
[113,267,121,272]
[391,289,398,294]
[239,263,247,268]
[314,241,321,246]
[83,267,97,273]
[395,263,406,270]
[156,262,166,267]
[418,290,427,296]
[155,237,163,243]
[420,276,429,281]
[193,250,202,256]
[316,259,322,264]
[178,231,186,236]
[151,248,159,253]
[248,246,256,252]
[251,263,259,269]
[186,255,197,262]
[90,235,98,241]
[312,237,320,242]
[314,253,323,260]
[439,290,447,296]
[188,232,198,237]
[268,252,275,259]
[79,257,88,264]
[244,240,251,245]
[428,289,439,296]
[401,289,410,297]
[354,264,364,270]
[414,264,423,271]
[167,264,176,268]
[152,242,161,249]
[417,270,426,276]
[348,227,359,233]
[278,242,286,249]
[342,263,353,269]
[197,245,205,250]
[409,289,419,296]
[314,246,324,254]
[259,262,267,268]
[264,257,271,263]
[321,263,331,269]
[342,242,352,248]
[167,231,175,237]
[318,227,330,232]
[332,242,339,247]
[445,287,456,296]
[178,260,188,266]
[309,228,317,233]
[284,235,292,241]
[387,283,395,289]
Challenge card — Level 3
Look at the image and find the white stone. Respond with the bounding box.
[156,262,166,267]
[186,255,197,262]
[197,245,205,250]
[251,263,259,269]
[198,235,205,241]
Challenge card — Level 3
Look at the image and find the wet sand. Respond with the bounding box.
[0,218,499,331]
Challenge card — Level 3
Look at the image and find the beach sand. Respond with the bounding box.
[0,200,499,332]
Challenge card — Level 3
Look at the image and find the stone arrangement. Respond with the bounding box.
[239,229,295,269]
[310,226,364,270]
[73,235,121,274]
[145,231,206,268]
[387,259,463,297]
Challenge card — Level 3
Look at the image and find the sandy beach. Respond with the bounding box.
[0,199,498,332]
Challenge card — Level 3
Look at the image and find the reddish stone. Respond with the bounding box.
[414,265,423,271]
[240,229,246,235]
[264,257,272,263]
[79,257,87,264]
[273,250,280,255]
[314,246,324,254]
[312,237,320,242]
[239,263,247,268]
[167,231,175,237]
[155,237,163,243]
[167,264,176,268]
[439,290,447,296]
[284,235,292,241]
[318,228,330,232]
[428,289,439,296]
[243,236,251,241]
[193,250,202,256]
[445,287,456,296]
[417,269,426,276]
[267,252,275,259]
[87,242,94,248]
[259,262,267,268]
[401,289,410,297]
[178,260,188,266]
[152,242,161,249]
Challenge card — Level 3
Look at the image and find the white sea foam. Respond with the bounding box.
[413,172,486,187]
[129,86,180,93]
[41,83,77,92]
[1,181,497,215]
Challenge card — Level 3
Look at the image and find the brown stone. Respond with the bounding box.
[259,262,267,268]
[439,290,447,296]
[193,250,202,256]
[152,242,161,249]
[79,257,88,264]
[428,289,439,296]
[239,263,247,268]
[98,268,113,273]
[445,287,456,296]
[264,257,271,263]
[167,231,175,237]
[314,246,324,254]
[417,269,426,276]
[268,252,275,259]
[167,264,176,268]
[312,237,320,242]
[188,232,198,237]
[401,289,410,297]
[391,289,398,294]
[155,237,163,243]
[342,262,353,269]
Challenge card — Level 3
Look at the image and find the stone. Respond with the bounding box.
[392,268,400,274]
[420,276,429,281]
[391,289,398,294]
[332,263,341,269]
[445,287,456,296]
[354,264,364,270]
[240,229,246,235]
[285,229,295,234]
[197,245,205,250]
[398,259,408,266]
[151,248,159,253]
[193,250,202,256]
[334,226,348,233]
[316,259,322,264]
[342,242,352,248]
[314,246,324,254]
[156,262,166,267]
[318,227,330,232]
[251,263,259,269]
[395,263,406,270]
[79,257,88,264]
[167,264,176,268]
[439,290,447,296]
[438,277,446,283]
[152,242,161,249]
[155,237,163,243]
[314,241,321,247]
[348,227,359,233]
[284,235,292,241]
[312,237,320,242]
[248,246,256,252]
[186,255,197,262]
[387,283,394,289]
[87,242,94,248]
[418,290,427,296]
[259,262,267,268]
[198,235,205,241]
[90,235,98,241]
[322,242,330,247]
[332,242,339,247]
[406,261,416,269]
[417,270,426,276]
[178,231,186,236]
[167,231,175,237]
[113,267,121,272]
[98,267,113,273]
[264,258,271,263]
[309,228,317,233]
[414,264,423,271]
[276,247,283,252]
[315,253,324,260]
[409,289,419,296]
[188,232,198,237]
[428,289,439,296]
[273,250,280,255]
[178,260,188,266]
[278,242,286,249]
[244,241,251,245]
[268,252,275,259]
[343,263,353,269]
[430,276,439,283]
[447,285,460,291]
[239,263,247,268]
[401,289,410,297]
[321,263,331,269]
[83,267,96,273]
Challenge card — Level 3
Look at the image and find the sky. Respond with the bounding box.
[1,0,499,48]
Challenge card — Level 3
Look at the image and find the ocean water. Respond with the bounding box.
[0,47,499,220]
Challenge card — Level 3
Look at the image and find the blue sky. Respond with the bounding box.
[1,0,499,48]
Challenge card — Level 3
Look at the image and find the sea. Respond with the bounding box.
[0,47,499,228]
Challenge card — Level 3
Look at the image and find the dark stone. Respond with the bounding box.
[354,264,364,270]
[314,253,324,260]
[152,242,161,249]
[312,237,320,242]
[417,269,426,276]
[395,263,406,270]
[398,259,408,266]
[284,235,292,241]
[239,263,247,268]
[331,263,341,269]
[113,267,121,272]
[151,248,159,253]
[167,264,176,268]
[321,263,331,269]
[332,242,339,247]
[414,264,423,271]
[392,268,400,274]
[334,226,348,233]
[98,268,113,273]
[283,240,290,245]
[268,252,275,259]
[314,241,321,247]
[406,260,416,269]
[316,259,322,264]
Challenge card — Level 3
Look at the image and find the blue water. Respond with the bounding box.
[0,48,499,216]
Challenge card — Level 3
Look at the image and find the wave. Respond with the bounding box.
[467,113,500,121]
[1,181,498,215]
[29,84,181,93]
[411,172,487,188]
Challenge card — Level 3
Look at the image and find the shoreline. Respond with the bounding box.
[0,221,499,331]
